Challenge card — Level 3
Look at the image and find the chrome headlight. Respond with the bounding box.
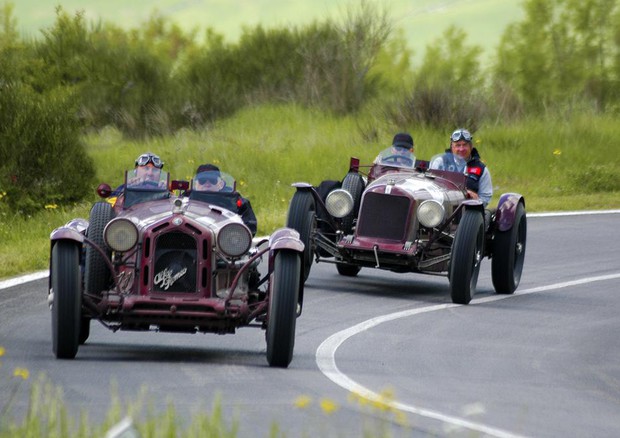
[417,200,445,228]
[326,189,354,218]
[104,218,139,252]
[217,223,252,257]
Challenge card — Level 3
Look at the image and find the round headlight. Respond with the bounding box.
[104,218,139,252]
[326,189,354,218]
[217,223,252,257]
[417,200,445,228]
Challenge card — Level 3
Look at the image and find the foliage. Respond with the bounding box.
[2,104,620,281]
[493,0,620,114]
[0,81,94,214]
[386,26,488,129]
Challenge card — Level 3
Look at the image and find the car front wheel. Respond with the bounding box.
[449,209,484,305]
[286,190,315,282]
[266,250,301,368]
[52,241,82,359]
[492,202,527,294]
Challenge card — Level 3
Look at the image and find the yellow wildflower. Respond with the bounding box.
[319,398,339,415]
[45,204,58,210]
[294,395,312,409]
[13,368,30,380]
[553,149,562,156]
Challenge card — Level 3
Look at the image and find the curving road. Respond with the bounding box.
[1,211,619,437]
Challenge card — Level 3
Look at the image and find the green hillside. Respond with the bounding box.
[13,0,523,64]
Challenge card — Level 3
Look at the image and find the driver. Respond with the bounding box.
[430,128,493,206]
[107,152,166,207]
[128,152,165,186]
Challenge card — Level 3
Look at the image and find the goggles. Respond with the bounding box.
[197,173,220,185]
[450,129,472,143]
[135,153,163,168]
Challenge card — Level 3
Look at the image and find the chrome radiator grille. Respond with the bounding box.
[356,192,410,240]
[153,231,197,292]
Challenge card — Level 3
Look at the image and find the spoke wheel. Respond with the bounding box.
[52,241,82,359]
[492,202,527,294]
[449,209,484,305]
[85,202,113,296]
[266,251,301,368]
[340,172,365,234]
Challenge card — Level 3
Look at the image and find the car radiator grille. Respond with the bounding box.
[152,231,197,292]
[357,192,410,240]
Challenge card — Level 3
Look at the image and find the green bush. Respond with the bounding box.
[0,82,94,214]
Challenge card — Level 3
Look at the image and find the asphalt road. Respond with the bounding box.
[1,211,619,437]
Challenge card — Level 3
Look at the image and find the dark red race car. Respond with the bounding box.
[49,169,304,367]
[287,146,526,304]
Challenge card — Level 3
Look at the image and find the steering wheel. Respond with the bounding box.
[381,155,414,167]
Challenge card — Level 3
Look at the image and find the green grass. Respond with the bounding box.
[0,372,410,437]
[1,104,620,280]
[14,0,522,65]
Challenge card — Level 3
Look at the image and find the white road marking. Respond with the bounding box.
[316,272,620,438]
[0,270,48,290]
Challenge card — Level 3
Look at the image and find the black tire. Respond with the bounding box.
[492,202,527,294]
[449,209,484,305]
[51,241,82,359]
[286,191,315,282]
[79,317,90,345]
[340,172,365,234]
[85,202,113,296]
[266,251,301,368]
[336,263,361,277]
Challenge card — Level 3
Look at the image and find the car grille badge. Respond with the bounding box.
[154,266,188,290]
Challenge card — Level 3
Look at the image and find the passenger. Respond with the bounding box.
[430,128,493,207]
[374,132,415,165]
[192,164,258,236]
[194,164,231,192]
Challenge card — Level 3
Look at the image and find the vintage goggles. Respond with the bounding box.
[135,153,163,168]
[450,129,472,142]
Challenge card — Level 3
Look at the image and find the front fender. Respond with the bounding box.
[462,199,485,212]
[269,227,305,253]
[50,226,85,244]
[495,193,525,232]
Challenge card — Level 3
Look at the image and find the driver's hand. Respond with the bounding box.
[466,190,479,200]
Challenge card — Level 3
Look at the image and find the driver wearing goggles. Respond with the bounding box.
[430,128,493,207]
[132,152,164,184]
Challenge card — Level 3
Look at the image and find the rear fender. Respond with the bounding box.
[495,193,525,232]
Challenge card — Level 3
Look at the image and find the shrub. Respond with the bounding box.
[0,82,94,214]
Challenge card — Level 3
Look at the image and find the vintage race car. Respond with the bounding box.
[49,169,304,367]
[287,146,526,304]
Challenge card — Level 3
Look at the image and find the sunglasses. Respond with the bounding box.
[451,129,472,142]
[136,154,163,168]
